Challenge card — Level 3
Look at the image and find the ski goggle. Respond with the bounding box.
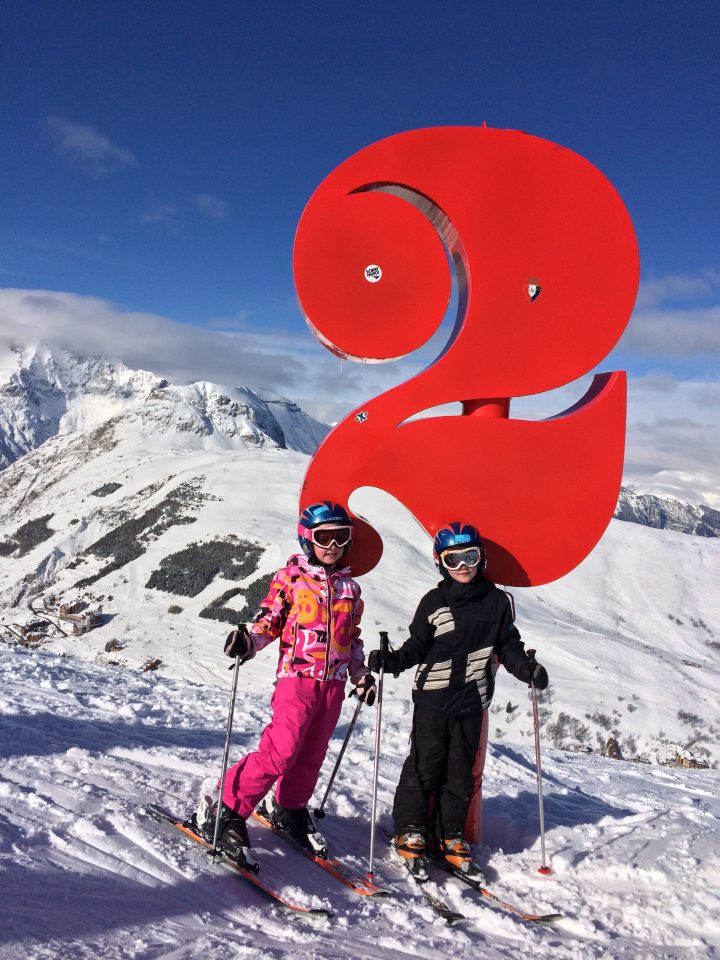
[441,547,482,570]
[310,525,353,548]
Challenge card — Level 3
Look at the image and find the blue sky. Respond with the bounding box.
[0,0,718,502]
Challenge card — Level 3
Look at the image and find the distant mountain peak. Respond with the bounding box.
[0,342,329,469]
[614,486,720,537]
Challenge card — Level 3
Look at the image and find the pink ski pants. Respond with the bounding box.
[222,676,346,817]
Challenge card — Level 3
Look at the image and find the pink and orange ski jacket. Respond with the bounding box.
[250,553,366,683]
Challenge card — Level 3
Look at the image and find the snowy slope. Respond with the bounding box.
[1,426,718,768]
[1,344,720,958]
[1,646,719,959]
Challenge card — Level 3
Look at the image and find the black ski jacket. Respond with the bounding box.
[390,575,531,716]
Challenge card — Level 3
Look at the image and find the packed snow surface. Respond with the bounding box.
[1,647,719,959]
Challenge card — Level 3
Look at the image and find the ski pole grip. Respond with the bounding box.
[379,630,390,668]
[224,623,250,657]
[526,647,537,664]
[225,623,254,669]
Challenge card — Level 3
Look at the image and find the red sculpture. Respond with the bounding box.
[294,127,639,587]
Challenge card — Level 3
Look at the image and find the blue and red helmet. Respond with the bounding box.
[432,521,486,572]
[298,500,353,557]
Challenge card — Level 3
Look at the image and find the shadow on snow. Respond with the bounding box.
[482,786,635,865]
[0,710,225,761]
[0,857,266,948]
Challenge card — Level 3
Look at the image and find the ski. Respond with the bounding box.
[398,858,465,925]
[417,884,466,925]
[144,803,333,920]
[382,829,558,926]
[251,802,389,898]
[436,863,562,925]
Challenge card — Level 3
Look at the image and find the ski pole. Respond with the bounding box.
[367,630,389,882]
[211,624,250,858]
[526,648,552,876]
[314,692,363,819]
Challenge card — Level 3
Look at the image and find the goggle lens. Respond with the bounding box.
[441,547,482,570]
[311,526,352,548]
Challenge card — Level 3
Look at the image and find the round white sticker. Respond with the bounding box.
[364,264,382,283]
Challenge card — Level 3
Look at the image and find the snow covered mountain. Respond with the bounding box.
[0,342,329,467]
[0,342,158,467]
[4,341,718,533]
[614,485,720,537]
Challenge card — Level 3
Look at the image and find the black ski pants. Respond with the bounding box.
[392,705,483,838]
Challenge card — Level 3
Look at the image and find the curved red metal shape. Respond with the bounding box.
[294,127,639,586]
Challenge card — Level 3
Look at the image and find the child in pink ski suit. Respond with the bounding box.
[196,501,374,869]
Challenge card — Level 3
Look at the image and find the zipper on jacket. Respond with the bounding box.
[322,567,332,681]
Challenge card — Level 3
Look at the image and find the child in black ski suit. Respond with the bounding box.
[368,521,548,876]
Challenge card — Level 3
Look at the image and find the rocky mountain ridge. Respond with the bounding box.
[613,486,720,538]
[0,341,328,467]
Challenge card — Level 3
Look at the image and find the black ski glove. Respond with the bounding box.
[224,625,256,662]
[354,673,377,706]
[530,663,549,689]
[517,660,549,690]
[368,649,400,675]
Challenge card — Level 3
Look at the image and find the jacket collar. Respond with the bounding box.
[288,552,350,576]
[441,573,493,604]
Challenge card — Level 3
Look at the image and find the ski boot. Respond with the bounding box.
[439,832,483,879]
[193,790,217,842]
[192,796,259,873]
[394,831,429,882]
[272,801,329,859]
[425,832,444,861]
[217,808,259,873]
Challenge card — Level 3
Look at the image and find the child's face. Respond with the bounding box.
[314,540,343,565]
[311,524,348,566]
[444,556,478,585]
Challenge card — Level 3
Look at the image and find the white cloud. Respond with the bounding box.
[137,196,229,230]
[619,269,720,360]
[1,286,718,508]
[0,286,447,424]
[621,304,720,357]
[620,376,720,507]
[138,204,179,226]
[634,269,720,310]
[0,288,300,394]
[43,117,137,176]
[193,194,229,220]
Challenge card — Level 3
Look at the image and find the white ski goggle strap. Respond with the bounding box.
[441,547,482,570]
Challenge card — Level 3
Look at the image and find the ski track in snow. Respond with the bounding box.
[1,648,719,960]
